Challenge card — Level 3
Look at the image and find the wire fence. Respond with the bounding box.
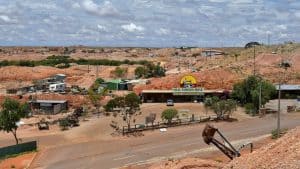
[121,115,222,135]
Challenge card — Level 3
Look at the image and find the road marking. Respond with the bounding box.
[113,134,271,168]
[113,155,136,161]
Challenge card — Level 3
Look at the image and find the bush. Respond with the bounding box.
[271,128,288,139]
[211,99,237,119]
[245,103,255,115]
[161,108,178,124]
[59,118,70,131]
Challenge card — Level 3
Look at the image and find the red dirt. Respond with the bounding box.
[224,127,300,169]
[0,152,36,169]
[133,68,241,94]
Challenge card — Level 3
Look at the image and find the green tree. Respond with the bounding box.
[124,93,141,130]
[134,66,147,78]
[161,108,178,124]
[104,96,125,112]
[231,75,276,115]
[204,96,220,107]
[0,98,30,144]
[106,93,141,130]
[211,99,237,119]
[112,67,127,78]
[88,82,107,117]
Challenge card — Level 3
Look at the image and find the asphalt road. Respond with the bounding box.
[31,113,300,169]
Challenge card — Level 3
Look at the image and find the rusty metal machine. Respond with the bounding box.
[202,124,253,160]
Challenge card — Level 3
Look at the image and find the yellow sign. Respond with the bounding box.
[180,75,197,85]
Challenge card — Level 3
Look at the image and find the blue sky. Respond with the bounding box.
[0,0,299,47]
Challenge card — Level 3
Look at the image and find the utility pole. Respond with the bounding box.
[253,45,256,76]
[277,81,281,138]
[259,79,262,111]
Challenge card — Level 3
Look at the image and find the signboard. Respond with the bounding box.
[172,88,204,96]
[180,75,197,85]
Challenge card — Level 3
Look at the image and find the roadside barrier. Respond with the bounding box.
[0,141,37,158]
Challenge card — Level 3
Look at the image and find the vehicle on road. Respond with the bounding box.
[166,99,174,106]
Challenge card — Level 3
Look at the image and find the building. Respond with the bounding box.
[141,75,229,102]
[275,84,300,99]
[29,100,68,114]
[201,49,224,57]
[141,88,228,102]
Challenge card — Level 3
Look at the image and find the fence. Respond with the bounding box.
[0,141,37,158]
[122,115,220,135]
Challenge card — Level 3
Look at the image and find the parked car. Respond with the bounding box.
[166,99,174,106]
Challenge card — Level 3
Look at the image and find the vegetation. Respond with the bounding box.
[88,79,108,116]
[244,42,261,48]
[161,108,178,124]
[0,55,153,68]
[271,128,288,139]
[231,75,276,115]
[104,96,125,112]
[0,98,30,144]
[134,66,147,78]
[111,67,127,78]
[123,93,141,130]
[58,118,70,131]
[105,93,141,130]
[211,99,237,119]
[204,97,236,119]
[134,62,165,78]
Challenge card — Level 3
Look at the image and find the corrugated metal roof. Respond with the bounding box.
[141,89,227,94]
[275,84,300,90]
[29,100,67,104]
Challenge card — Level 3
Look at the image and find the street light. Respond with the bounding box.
[277,60,291,138]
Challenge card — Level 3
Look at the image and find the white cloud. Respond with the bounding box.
[81,0,119,16]
[72,2,81,9]
[97,24,107,31]
[0,15,11,23]
[0,15,17,24]
[156,28,169,35]
[277,24,287,30]
[121,23,144,32]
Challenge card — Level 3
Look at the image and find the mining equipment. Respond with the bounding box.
[202,124,253,160]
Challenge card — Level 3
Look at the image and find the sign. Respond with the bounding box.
[180,75,197,85]
[172,88,204,96]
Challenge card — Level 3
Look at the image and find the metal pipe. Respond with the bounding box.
[216,129,240,156]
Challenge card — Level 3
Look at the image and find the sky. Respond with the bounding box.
[0,0,299,47]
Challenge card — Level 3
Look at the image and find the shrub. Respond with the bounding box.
[161,108,178,124]
[271,128,288,139]
[59,118,70,131]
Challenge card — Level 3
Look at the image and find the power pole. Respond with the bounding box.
[253,45,256,76]
[259,80,262,111]
[277,81,281,138]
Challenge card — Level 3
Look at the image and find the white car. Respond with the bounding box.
[166,99,174,106]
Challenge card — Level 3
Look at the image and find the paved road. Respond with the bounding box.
[31,113,300,169]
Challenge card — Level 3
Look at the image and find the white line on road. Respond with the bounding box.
[113,155,136,161]
[113,134,271,169]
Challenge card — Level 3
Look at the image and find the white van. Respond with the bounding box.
[49,83,66,92]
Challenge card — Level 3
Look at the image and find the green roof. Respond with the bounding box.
[107,79,122,83]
